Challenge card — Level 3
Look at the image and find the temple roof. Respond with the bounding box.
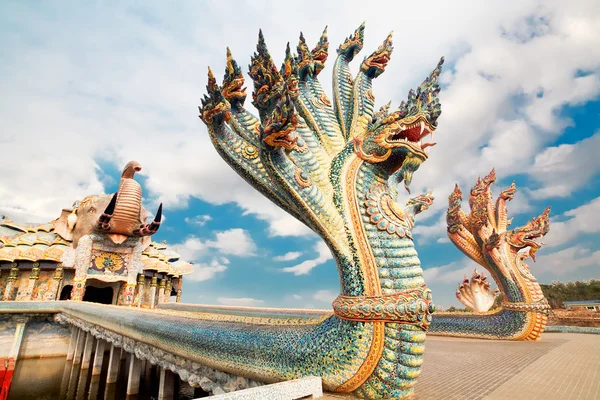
[0,219,193,277]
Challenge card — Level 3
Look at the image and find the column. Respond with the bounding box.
[21,263,40,300]
[164,278,172,304]
[106,345,120,384]
[158,367,175,400]
[66,327,79,361]
[176,290,182,303]
[92,340,106,376]
[81,333,95,369]
[0,321,27,398]
[135,273,145,308]
[2,265,19,301]
[71,278,86,301]
[72,329,86,364]
[122,283,136,306]
[47,265,64,301]
[157,278,166,304]
[149,274,158,309]
[126,356,142,395]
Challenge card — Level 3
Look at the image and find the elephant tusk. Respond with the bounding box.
[96,191,118,231]
[134,203,162,236]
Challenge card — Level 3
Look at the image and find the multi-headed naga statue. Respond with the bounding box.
[198,23,441,399]
[429,170,552,340]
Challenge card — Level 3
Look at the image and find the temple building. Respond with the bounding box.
[0,161,193,307]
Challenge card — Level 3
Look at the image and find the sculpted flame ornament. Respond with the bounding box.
[429,170,552,340]
[198,24,443,399]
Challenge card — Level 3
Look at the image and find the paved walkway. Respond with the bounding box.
[322,332,599,400]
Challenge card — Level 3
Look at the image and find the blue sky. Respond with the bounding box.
[1,1,599,308]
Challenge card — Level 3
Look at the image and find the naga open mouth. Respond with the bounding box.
[312,50,328,64]
[222,78,247,99]
[386,118,437,157]
[368,54,390,70]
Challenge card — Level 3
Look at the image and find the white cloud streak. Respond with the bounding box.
[282,241,333,276]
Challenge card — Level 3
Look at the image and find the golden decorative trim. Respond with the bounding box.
[332,286,433,329]
[336,321,385,393]
[344,155,381,296]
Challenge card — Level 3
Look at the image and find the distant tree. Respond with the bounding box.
[541,280,600,309]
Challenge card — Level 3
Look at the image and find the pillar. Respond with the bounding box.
[47,266,64,301]
[122,283,136,306]
[149,274,158,309]
[91,339,106,375]
[66,327,79,361]
[2,265,19,301]
[71,278,86,301]
[126,356,142,395]
[0,321,27,398]
[72,329,86,364]
[81,333,95,369]
[157,278,166,304]
[20,263,40,300]
[164,278,172,303]
[106,345,120,384]
[135,273,145,308]
[158,367,175,400]
[176,290,182,303]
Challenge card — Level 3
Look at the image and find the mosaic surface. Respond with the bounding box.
[429,171,551,340]
[198,24,443,399]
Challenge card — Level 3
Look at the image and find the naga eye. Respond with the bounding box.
[88,207,96,214]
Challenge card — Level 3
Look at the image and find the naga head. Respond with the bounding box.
[311,26,329,76]
[507,206,551,261]
[355,57,444,192]
[280,43,299,100]
[360,32,393,79]
[337,22,365,60]
[249,30,286,117]
[222,48,247,108]
[406,190,435,215]
[456,269,500,312]
[199,67,231,125]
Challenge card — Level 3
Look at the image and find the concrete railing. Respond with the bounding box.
[207,376,323,400]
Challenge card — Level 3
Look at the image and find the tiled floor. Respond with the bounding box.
[321,333,599,400]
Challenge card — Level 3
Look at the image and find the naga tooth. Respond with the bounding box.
[419,120,425,136]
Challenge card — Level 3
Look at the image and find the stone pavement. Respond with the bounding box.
[321,332,599,400]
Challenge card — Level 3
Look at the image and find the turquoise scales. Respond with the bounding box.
[198,24,443,399]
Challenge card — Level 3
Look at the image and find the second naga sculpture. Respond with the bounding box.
[199,24,442,399]
[429,170,552,340]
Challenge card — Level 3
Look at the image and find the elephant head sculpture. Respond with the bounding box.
[52,161,163,248]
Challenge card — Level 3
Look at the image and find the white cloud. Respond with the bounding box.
[291,294,303,300]
[545,197,600,247]
[535,245,600,275]
[1,1,599,241]
[186,259,228,282]
[273,251,302,262]
[205,228,257,256]
[424,258,481,284]
[184,214,212,226]
[169,229,256,282]
[312,289,336,303]
[217,297,265,307]
[529,132,600,199]
[282,241,333,275]
[171,237,206,263]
